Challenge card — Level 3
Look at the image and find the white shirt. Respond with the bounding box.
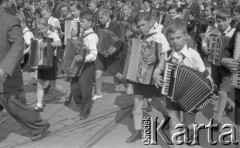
[48,16,61,33]
[82,28,98,62]
[145,22,169,53]
[166,45,206,72]
[223,26,235,38]
[105,19,111,28]
[46,30,60,42]
[23,26,34,45]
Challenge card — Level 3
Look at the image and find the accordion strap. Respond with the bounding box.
[166,49,187,65]
[78,32,95,41]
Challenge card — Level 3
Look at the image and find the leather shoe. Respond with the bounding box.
[126,130,142,143]
[225,102,233,115]
[35,106,43,112]
[31,123,50,141]
[80,114,89,120]
[44,85,51,94]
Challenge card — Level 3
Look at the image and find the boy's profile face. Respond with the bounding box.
[70,6,81,18]
[143,1,151,10]
[152,0,160,6]
[233,12,240,22]
[41,10,50,20]
[117,1,123,9]
[98,13,110,25]
[216,17,230,32]
[38,24,48,36]
[136,18,152,35]
[167,30,186,52]
[122,5,131,16]
[80,18,92,30]
[88,3,97,12]
[204,7,211,17]
[60,7,69,18]
[168,9,178,20]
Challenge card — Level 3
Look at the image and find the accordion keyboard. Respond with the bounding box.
[161,63,174,95]
[232,32,240,89]
[208,35,218,63]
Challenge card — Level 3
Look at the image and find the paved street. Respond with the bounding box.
[0,72,238,148]
[0,72,133,148]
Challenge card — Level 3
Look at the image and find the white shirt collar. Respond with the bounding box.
[145,8,150,12]
[172,45,190,60]
[223,26,232,34]
[105,19,111,28]
[73,17,80,21]
[23,26,30,34]
[83,28,94,35]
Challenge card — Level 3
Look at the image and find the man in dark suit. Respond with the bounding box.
[0,0,50,141]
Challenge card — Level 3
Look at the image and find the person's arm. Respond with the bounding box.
[51,40,61,47]
[23,31,34,55]
[0,17,24,76]
[84,34,98,62]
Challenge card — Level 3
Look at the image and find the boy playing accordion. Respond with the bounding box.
[126,12,170,143]
[153,18,216,146]
[202,8,235,128]
[70,11,98,120]
[221,21,240,140]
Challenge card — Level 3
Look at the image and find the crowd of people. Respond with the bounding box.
[0,0,240,146]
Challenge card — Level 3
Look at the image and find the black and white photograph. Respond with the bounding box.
[0,0,240,148]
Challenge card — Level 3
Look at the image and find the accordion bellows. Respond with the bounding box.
[63,39,89,77]
[97,29,122,58]
[28,37,54,69]
[123,39,162,84]
[162,63,217,114]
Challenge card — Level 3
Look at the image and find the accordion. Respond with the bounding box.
[64,20,80,45]
[161,63,216,114]
[207,35,218,63]
[28,37,54,69]
[123,38,162,84]
[96,29,123,58]
[231,32,240,89]
[208,35,231,66]
[63,39,89,77]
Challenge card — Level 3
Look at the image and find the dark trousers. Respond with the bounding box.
[235,88,240,125]
[0,77,49,136]
[71,62,95,117]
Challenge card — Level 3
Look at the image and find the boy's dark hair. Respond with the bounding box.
[41,5,52,14]
[167,4,180,13]
[80,11,94,23]
[59,3,70,11]
[70,2,82,10]
[134,12,152,25]
[116,0,125,3]
[142,0,151,4]
[166,18,187,35]
[216,8,231,20]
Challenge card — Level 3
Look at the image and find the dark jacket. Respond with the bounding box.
[0,8,24,92]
